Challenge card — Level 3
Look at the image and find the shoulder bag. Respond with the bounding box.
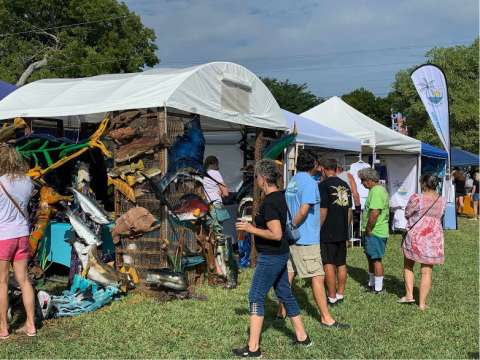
[401,194,440,246]
[285,205,300,245]
[0,180,28,221]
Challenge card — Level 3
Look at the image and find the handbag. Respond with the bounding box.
[401,194,441,245]
[285,205,300,245]
[213,203,231,223]
[0,180,28,221]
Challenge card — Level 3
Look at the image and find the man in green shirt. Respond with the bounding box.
[358,168,389,294]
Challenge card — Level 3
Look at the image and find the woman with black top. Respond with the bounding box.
[452,168,466,214]
[233,159,311,358]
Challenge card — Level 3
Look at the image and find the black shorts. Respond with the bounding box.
[320,241,347,266]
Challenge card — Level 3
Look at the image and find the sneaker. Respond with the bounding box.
[336,297,344,304]
[232,346,262,358]
[369,288,385,295]
[320,321,351,329]
[327,299,338,307]
[293,335,313,347]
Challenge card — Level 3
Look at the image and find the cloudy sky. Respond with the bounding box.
[124,0,478,98]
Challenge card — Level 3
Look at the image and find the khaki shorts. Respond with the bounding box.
[287,244,325,278]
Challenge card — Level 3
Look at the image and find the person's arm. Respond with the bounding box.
[236,219,283,241]
[471,184,477,196]
[320,208,328,227]
[347,173,361,207]
[365,209,379,235]
[293,203,311,228]
[219,183,229,198]
[348,208,352,225]
[405,194,420,219]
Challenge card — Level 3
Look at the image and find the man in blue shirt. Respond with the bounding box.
[278,151,349,328]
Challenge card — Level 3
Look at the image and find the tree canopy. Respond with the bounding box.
[387,39,479,153]
[261,77,322,114]
[0,0,159,85]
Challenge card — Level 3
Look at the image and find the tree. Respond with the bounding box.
[388,38,479,153]
[341,88,391,127]
[261,77,322,114]
[0,0,159,85]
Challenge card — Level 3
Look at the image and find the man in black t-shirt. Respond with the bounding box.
[319,159,352,306]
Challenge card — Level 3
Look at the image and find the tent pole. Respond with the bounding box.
[372,145,376,169]
[417,154,422,193]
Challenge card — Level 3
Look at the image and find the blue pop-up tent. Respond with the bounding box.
[451,148,479,167]
[0,80,16,101]
[421,142,448,159]
[282,109,361,152]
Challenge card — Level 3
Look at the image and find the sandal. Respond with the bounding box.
[397,297,415,304]
[15,326,36,337]
[0,333,9,340]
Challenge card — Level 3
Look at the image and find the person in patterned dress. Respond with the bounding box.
[399,174,445,310]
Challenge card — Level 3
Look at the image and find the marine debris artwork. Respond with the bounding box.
[29,186,72,255]
[50,275,120,318]
[111,207,159,244]
[172,194,209,222]
[143,269,188,291]
[262,131,297,160]
[72,189,110,225]
[108,176,136,203]
[115,136,159,163]
[108,127,139,143]
[66,210,101,246]
[0,117,27,143]
[108,160,144,178]
[16,116,111,179]
[167,115,205,174]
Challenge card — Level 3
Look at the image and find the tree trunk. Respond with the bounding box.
[16,56,48,87]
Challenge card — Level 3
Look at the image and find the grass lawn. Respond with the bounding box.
[1,218,478,359]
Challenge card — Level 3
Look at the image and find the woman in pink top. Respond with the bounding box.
[0,144,36,338]
[399,174,445,310]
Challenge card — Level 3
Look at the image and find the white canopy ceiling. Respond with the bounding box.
[301,96,421,154]
[0,62,287,131]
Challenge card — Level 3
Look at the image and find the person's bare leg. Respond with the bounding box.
[457,196,464,214]
[373,260,384,276]
[0,261,9,337]
[419,264,433,310]
[277,271,295,318]
[337,265,347,296]
[311,275,335,325]
[289,315,307,341]
[473,200,479,219]
[13,260,36,334]
[403,257,415,300]
[323,264,337,299]
[248,315,263,351]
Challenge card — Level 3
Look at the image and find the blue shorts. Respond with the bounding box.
[473,193,480,202]
[363,234,387,260]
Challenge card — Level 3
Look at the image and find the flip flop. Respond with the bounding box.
[15,327,36,337]
[0,334,9,340]
[397,297,415,304]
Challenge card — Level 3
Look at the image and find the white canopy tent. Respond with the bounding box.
[301,96,422,231]
[0,62,287,131]
[300,96,421,154]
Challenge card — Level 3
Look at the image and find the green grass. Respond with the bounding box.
[1,218,478,359]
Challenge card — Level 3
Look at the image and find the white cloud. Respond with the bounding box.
[124,0,478,96]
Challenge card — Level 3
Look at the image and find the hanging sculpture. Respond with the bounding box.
[15,116,111,179]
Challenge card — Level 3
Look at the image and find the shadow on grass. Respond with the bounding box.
[348,265,413,298]
[233,283,316,342]
[468,352,479,359]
